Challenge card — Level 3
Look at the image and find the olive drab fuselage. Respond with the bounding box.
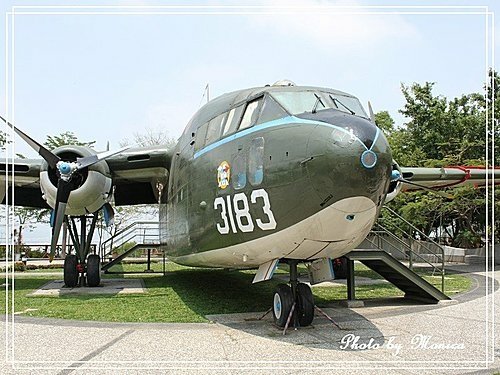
[160,85,392,268]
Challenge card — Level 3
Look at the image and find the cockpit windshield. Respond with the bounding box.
[271,91,368,118]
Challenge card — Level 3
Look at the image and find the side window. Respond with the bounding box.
[222,105,244,136]
[248,137,264,186]
[194,123,208,151]
[205,113,226,146]
[232,153,247,190]
[256,95,287,125]
[239,99,262,131]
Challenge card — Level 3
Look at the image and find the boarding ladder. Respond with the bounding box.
[100,221,160,272]
[348,206,450,302]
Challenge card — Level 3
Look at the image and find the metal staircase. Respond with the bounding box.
[348,206,450,303]
[100,221,160,272]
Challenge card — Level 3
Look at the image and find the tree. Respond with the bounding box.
[119,127,176,149]
[380,74,497,247]
[44,131,95,150]
[375,110,395,135]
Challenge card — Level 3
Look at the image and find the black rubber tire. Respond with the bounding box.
[297,283,315,327]
[64,254,78,288]
[86,254,101,287]
[333,257,348,279]
[272,284,294,328]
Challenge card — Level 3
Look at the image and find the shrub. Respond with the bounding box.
[14,262,26,272]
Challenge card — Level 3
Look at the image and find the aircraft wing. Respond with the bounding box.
[400,166,500,191]
[0,145,172,208]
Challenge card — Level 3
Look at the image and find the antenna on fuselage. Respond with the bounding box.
[199,83,210,107]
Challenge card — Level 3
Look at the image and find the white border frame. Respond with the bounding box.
[3,3,495,372]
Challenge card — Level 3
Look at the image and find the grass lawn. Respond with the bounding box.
[0,263,471,323]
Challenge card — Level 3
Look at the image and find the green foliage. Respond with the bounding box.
[374,110,395,134]
[44,131,96,150]
[14,262,26,272]
[380,70,498,247]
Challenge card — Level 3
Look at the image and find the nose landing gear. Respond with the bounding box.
[62,213,101,288]
[271,260,315,328]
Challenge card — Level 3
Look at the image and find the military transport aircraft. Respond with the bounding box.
[1,80,498,328]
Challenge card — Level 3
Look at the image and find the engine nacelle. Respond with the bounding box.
[39,145,113,216]
[384,160,403,203]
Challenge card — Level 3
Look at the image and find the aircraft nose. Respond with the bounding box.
[305,118,392,205]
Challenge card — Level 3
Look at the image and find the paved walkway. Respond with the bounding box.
[0,266,498,374]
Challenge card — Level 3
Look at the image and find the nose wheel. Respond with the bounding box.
[271,260,315,328]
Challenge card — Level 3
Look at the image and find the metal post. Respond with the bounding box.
[289,260,299,327]
[61,222,67,258]
[79,216,86,263]
[163,247,166,276]
[347,259,355,301]
[146,248,152,272]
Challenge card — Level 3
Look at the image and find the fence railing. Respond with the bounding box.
[100,221,160,261]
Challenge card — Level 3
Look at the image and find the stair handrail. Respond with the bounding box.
[377,219,445,265]
[379,206,445,293]
[100,221,159,260]
[382,206,446,255]
[374,224,442,275]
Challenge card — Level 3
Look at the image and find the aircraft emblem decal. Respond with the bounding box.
[217,161,231,189]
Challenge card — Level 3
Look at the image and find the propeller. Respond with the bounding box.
[391,170,453,199]
[1,116,128,261]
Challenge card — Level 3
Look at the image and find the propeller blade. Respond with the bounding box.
[49,179,73,261]
[0,115,60,168]
[76,145,132,169]
[400,178,453,199]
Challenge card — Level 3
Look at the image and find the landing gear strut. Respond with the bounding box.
[272,260,315,328]
[62,213,100,288]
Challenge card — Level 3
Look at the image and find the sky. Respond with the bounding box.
[1,0,498,242]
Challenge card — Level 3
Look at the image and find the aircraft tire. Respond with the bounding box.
[86,254,101,287]
[64,254,78,288]
[272,284,293,328]
[297,283,315,327]
[333,257,348,279]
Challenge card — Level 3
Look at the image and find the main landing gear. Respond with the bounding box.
[271,260,315,328]
[62,214,101,288]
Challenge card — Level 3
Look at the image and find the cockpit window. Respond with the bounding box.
[271,91,328,115]
[239,98,262,130]
[256,95,288,124]
[330,94,368,117]
[222,104,244,136]
[271,91,367,118]
[205,113,226,146]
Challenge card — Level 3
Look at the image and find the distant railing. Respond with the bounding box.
[100,221,160,261]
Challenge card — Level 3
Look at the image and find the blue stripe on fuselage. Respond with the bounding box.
[193,115,368,159]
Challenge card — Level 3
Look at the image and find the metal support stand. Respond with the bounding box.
[346,258,356,301]
[288,260,299,328]
[314,306,341,329]
[145,248,153,273]
[162,248,166,276]
[257,307,273,321]
[282,302,296,335]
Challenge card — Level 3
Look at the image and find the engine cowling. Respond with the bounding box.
[384,160,403,203]
[39,145,113,216]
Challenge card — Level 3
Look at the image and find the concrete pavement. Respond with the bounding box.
[0,266,498,374]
